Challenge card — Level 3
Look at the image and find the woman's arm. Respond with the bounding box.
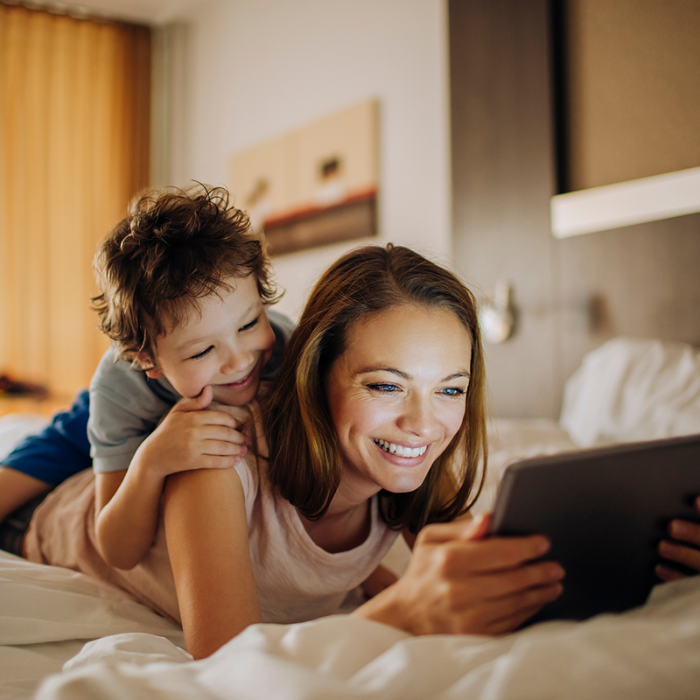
[163,467,261,660]
[657,496,700,581]
[353,514,564,636]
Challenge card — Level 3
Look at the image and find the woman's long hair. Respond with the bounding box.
[263,244,487,533]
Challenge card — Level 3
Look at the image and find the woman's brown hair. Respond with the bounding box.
[263,244,487,533]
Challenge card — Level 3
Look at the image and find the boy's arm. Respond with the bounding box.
[0,390,93,523]
[163,467,260,659]
[94,388,247,569]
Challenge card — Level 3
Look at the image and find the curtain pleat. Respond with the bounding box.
[0,5,151,396]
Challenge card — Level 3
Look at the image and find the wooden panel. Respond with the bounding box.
[564,0,700,190]
[449,0,559,418]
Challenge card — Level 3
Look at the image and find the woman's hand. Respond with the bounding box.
[353,514,564,636]
[362,564,399,599]
[656,496,700,582]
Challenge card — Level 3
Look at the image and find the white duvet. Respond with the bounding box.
[2,546,698,700]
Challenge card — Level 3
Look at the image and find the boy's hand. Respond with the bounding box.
[134,386,248,480]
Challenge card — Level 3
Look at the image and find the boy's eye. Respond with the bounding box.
[239,316,259,332]
[367,383,400,393]
[439,387,466,397]
[189,346,213,360]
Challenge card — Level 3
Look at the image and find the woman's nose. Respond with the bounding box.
[396,397,434,437]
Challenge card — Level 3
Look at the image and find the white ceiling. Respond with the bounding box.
[37,0,207,25]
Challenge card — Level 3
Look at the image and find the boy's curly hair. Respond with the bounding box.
[91,184,278,364]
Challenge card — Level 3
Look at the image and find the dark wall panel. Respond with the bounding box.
[450,0,559,418]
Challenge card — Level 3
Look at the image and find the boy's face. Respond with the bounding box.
[144,274,275,406]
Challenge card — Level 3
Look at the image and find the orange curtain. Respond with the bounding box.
[0,4,150,397]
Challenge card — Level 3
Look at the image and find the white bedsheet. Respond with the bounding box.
[29,576,700,700]
[3,533,700,700]
[0,551,185,700]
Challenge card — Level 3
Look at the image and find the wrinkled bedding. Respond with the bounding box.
[6,551,700,700]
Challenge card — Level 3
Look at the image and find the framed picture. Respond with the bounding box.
[231,100,379,255]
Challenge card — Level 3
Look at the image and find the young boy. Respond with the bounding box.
[0,185,293,568]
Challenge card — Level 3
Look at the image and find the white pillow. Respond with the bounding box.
[560,337,700,447]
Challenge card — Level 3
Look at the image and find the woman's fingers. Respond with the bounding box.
[417,519,551,565]
[435,535,552,578]
[656,501,700,580]
[463,558,565,601]
[356,529,565,637]
[656,563,687,583]
[445,571,564,636]
[658,538,700,574]
[668,517,700,549]
[464,513,491,540]
[484,589,561,635]
[442,554,564,612]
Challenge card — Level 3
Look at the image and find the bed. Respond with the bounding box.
[2,336,700,700]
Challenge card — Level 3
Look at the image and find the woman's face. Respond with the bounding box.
[326,303,472,502]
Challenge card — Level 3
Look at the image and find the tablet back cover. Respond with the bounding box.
[490,433,700,623]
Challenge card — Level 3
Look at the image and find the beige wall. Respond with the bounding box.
[168,0,452,321]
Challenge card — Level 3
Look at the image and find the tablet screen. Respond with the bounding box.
[489,433,700,623]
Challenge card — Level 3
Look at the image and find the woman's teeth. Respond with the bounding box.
[374,439,427,458]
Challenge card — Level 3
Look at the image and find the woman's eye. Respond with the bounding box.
[368,383,400,393]
[189,346,213,360]
[440,387,465,397]
[239,316,259,332]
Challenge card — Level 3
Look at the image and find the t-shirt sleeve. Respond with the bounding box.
[88,348,174,474]
[213,403,259,523]
[264,309,295,379]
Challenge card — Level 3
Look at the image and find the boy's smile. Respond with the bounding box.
[143,274,275,406]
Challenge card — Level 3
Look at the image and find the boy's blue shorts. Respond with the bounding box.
[2,389,92,484]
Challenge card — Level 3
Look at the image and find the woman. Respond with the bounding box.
[15,244,700,659]
[160,244,564,658]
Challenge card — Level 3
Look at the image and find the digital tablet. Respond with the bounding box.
[489,432,700,624]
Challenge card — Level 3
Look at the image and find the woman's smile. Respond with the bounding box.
[373,439,428,458]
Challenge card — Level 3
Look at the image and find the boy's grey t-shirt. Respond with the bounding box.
[88,309,294,474]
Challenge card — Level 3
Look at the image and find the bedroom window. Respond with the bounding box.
[0,3,151,401]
